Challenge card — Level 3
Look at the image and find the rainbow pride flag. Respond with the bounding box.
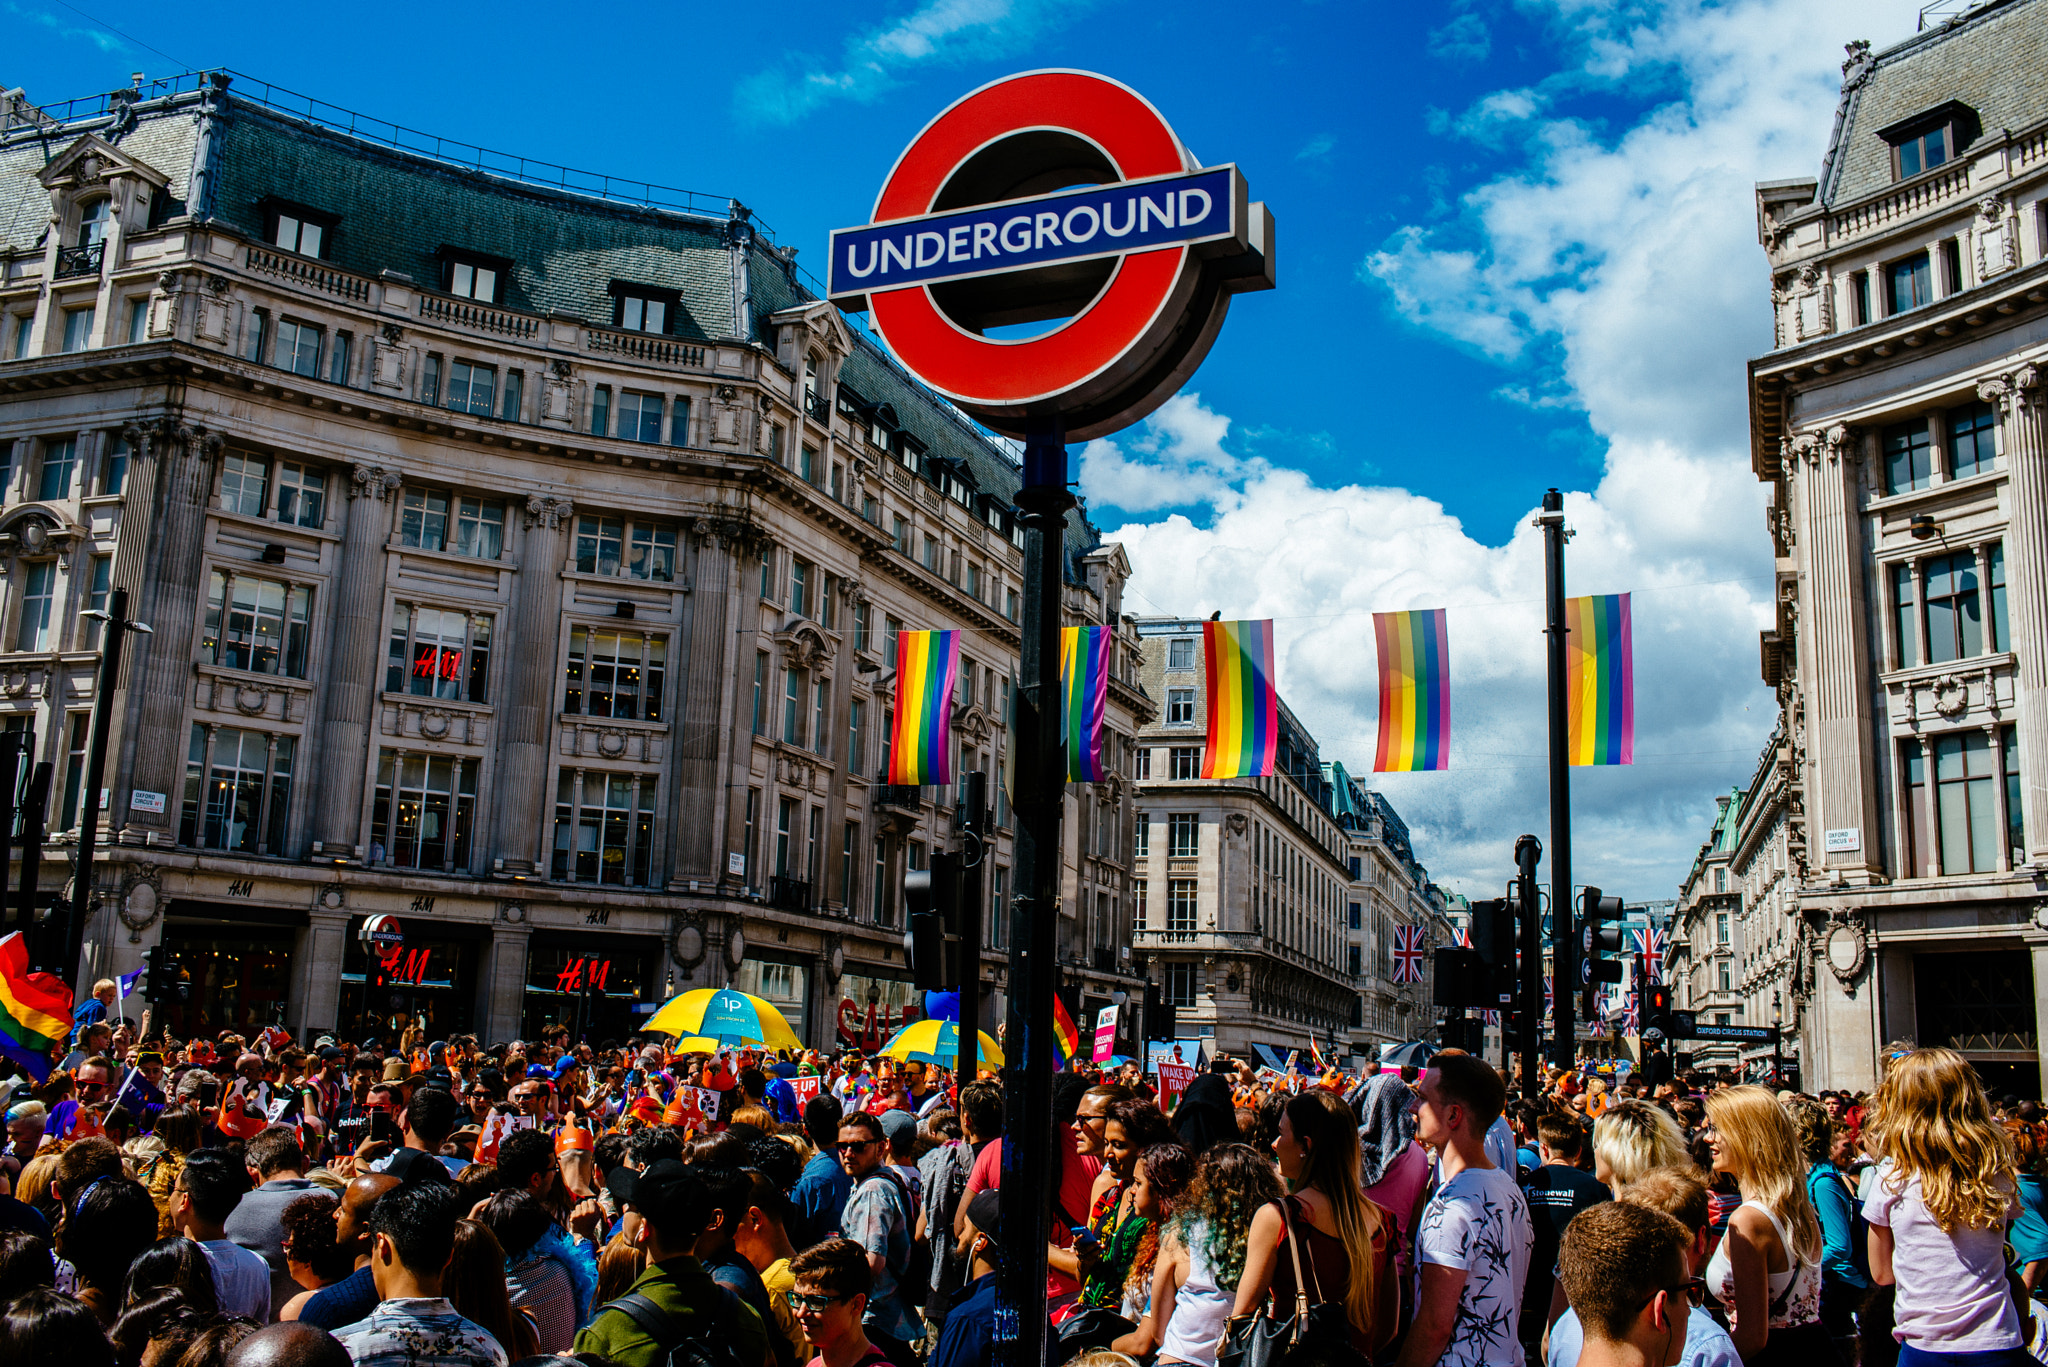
[887,630,960,785]
[1566,593,1634,765]
[1373,609,1450,771]
[1060,626,1113,782]
[1200,619,1279,779]
[1051,994,1082,1066]
[0,931,72,1082]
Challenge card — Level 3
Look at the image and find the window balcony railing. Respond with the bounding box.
[804,390,832,424]
[54,242,103,279]
[768,876,811,912]
[876,781,924,810]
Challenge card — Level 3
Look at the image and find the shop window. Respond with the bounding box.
[160,930,296,1041]
[525,937,663,1042]
[564,627,666,721]
[202,571,311,678]
[551,769,654,886]
[180,724,293,854]
[386,605,491,704]
[36,438,75,501]
[339,926,474,1044]
[399,488,505,560]
[370,751,476,871]
[573,515,677,581]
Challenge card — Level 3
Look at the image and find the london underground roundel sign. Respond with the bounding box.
[828,70,1275,442]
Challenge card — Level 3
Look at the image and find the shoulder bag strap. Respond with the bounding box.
[602,1291,684,1347]
[1279,1197,1311,1341]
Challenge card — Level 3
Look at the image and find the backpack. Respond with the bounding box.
[867,1167,932,1298]
[597,1288,753,1367]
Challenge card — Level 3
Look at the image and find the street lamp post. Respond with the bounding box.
[68,587,151,985]
[1771,988,1783,1087]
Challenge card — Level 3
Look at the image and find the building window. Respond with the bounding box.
[591,385,611,436]
[1133,813,1150,859]
[101,436,128,495]
[444,360,495,417]
[1168,813,1199,858]
[275,462,325,529]
[385,605,490,704]
[783,667,803,746]
[400,489,506,559]
[274,319,320,377]
[790,559,811,618]
[220,452,269,517]
[551,770,654,886]
[15,562,54,651]
[843,820,859,906]
[2005,725,2023,864]
[371,752,475,870]
[271,208,327,257]
[60,305,94,353]
[743,788,759,881]
[1715,912,1728,944]
[617,391,663,443]
[564,627,666,721]
[76,198,110,247]
[81,554,110,650]
[1892,563,1918,669]
[1883,419,1932,494]
[1904,739,1929,878]
[991,866,1008,948]
[1718,962,1731,992]
[1165,961,1197,1007]
[813,681,829,758]
[1889,119,1953,179]
[573,516,677,581]
[499,368,523,422]
[419,352,440,406]
[36,439,75,502]
[1934,729,2001,875]
[1348,900,1361,930]
[891,515,908,554]
[1134,747,1151,781]
[180,724,293,853]
[873,838,889,924]
[750,652,771,736]
[1166,687,1196,725]
[202,572,311,677]
[923,534,939,572]
[1168,636,1195,671]
[1888,252,1932,315]
[775,797,796,877]
[613,291,670,334]
[1950,401,1999,479]
[445,256,501,303]
[800,444,818,484]
[1348,945,1361,977]
[9,313,28,359]
[1850,270,1871,327]
[885,616,902,668]
[1714,867,1727,894]
[854,602,871,654]
[1169,746,1200,781]
[1923,550,1983,663]
[59,712,88,830]
[125,297,148,344]
[849,698,866,773]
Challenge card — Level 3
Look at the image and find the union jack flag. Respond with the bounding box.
[1632,927,1666,983]
[1481,1010,1501,1026]
[1454,925,1473,949]
[1543,974,1554,1021]
[1392,924,1427,983]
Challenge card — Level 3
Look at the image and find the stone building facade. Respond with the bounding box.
[1127,616,1445,1064]
[0,73,1151,1047]
[1750,0,2048,1094]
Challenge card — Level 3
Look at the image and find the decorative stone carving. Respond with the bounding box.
[233,684,268,716]
[1976,197,2018,279]
[1978,364,2039,414]
[418,710,451,740]
[1841,40,1874,89]
[597,729,627,758]
[318,883,347,911]
[1930,674,1968,720]
[497,900,526,923]
[672,914,706,967]
[1821,913,1868,989]
[1226,812,1248,836]
[116,866,163,941]
[350,464,402,502]
[525,494,573,530]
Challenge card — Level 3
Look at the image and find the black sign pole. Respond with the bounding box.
[1001,420,1070,1367]
[956,771,986,1092]
[16,760,49,968]
[1539,490,1575,1067]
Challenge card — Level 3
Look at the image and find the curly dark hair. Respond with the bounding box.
[279,1192,354,1284]
[1171,1142,1282,1292]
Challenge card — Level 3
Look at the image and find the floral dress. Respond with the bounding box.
[1077,1180,1149,1313]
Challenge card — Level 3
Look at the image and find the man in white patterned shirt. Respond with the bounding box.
[333,1182,507,1367]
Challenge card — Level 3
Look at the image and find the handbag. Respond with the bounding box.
[1217,1198,1370,1367]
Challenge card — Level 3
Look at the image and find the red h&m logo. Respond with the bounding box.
[413,648,464,681]
[379,945,432,984]
[554,958,612,993]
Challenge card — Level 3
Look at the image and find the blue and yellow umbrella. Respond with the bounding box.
[877,1018,1003,1070]
[644,988,800,1051]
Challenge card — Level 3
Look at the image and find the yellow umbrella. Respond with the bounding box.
[644,987,801,1050]
[669,1037,723,1055]
[878,1018,1004,1069]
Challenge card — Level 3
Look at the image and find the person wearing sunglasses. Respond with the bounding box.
[1557,1199,1696,1367]
[1548,1168,1742,1367]
[788,1237,893,1367]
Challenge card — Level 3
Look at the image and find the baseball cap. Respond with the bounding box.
[382,1146,454,1187]
[318,1046,345,1062]
[879,1109,918,1147]
[966,1188,1001,1233]
[606,1159,700,1231]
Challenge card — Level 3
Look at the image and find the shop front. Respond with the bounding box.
[521,932,664,1045]
[159,901,302,1039]
[338,915,489,1046]
[835,970,921,1053]
[1914,948,2040,1099]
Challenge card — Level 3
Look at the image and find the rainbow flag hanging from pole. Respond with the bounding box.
[1373,609,1450,771]
[1051,994,1082,1066]
[1566,593,1634,765]
[1060,626,1112,782]
[1201,619,1278,779]
[887,630,960,785]
[0,932,72,1082]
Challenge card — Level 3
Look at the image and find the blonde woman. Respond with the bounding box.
[1862,1048,2025,1367]
[1593,1099,1691,1188]
[1703,1085,1831,1365]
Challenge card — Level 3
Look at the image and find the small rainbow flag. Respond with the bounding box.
[0,931,72,1082]
[1373,609,1450,772]
[887,630,960,785]
[1201,619,1279,779]
[1051,994,1082,1066]
[1566,593,1634,766]
[1060,626,1112,782]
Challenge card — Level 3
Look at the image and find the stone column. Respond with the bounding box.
[484,911,531,1042]
[821,579,861,908]
[667,523,739,886]
[296,908,350,1037]
[1791,425,1883,879]
[1979,366,2048,860]
[307,464,399,857]
[489,495,572,874]
[115,424,222,844]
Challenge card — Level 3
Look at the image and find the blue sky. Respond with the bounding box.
[4,0,1935,899]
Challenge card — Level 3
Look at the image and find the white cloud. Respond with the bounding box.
[734,0,1090,126]
[1428,11,1493,63]
[1297,133,1337,162]
[1100,0,1929,900]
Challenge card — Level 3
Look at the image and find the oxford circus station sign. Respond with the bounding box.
[828,70,1274,440]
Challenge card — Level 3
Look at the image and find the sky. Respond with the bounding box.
[3,0,1936,902]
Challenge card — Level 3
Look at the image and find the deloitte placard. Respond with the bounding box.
[827,70,1274,441]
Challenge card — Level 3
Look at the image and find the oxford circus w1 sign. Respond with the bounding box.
[827,70,1274,441]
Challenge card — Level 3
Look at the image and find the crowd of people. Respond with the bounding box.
[1,993,2046,1367]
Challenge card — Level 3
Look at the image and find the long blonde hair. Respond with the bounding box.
[1287,1089,1386,1341]
[1864,1048,2015,1232]
[1703,1085,1821,1264]
[1593,1100,1690,1186]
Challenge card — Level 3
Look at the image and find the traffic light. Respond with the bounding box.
[1641,982,1672,1037]
[1145,978,1176,1042]
[1468,898,1516,1011]
[1579,887,1625,1016]
[1433,946,1484,1009]
[141,946,188,1005]
[905,852,962,991]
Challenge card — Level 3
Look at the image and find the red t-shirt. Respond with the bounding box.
[964,1126,1101,1300]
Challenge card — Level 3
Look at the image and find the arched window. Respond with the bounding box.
[76,198,111,248]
